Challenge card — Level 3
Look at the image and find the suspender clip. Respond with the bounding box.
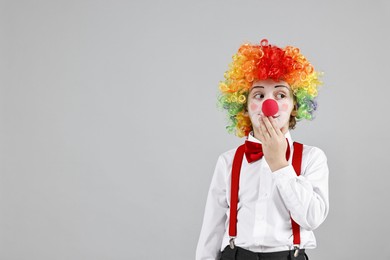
[229,237,236,249]
[293,245,300,257]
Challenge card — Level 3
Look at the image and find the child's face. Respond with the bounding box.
[247,79,294,133]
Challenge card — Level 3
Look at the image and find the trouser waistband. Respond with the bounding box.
[220,245,308,260]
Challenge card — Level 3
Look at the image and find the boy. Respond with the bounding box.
[196,39,329,260]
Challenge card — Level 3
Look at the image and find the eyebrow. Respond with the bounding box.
[274,85,289,89]
[251,85,289,90]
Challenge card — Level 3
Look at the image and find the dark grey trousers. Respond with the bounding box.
[220,246,309,260]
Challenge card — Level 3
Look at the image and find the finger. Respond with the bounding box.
[259,117,270,139]
[269,117,283,137]
[263,116,277,137]
[257,122,266,142]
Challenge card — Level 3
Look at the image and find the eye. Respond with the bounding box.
[254,93,265,99]
[276,93,286,99]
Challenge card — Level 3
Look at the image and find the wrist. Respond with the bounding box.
[269,160,289,172]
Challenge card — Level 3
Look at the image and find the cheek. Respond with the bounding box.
[280,103,290,112]
[250,103,259,112]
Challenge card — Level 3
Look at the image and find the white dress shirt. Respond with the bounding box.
[196,132,329,260]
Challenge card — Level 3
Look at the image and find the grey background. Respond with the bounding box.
[1,0,390,259]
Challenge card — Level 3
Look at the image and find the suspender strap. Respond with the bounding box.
[291,142,303,246]
[228,144,246,239]
[228,141,304,248]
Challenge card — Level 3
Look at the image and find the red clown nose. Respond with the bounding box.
[262,99,279,117]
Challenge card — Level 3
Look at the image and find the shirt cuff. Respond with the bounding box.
[272,164,297,180]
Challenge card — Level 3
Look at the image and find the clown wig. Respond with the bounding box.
[218,39,323,137]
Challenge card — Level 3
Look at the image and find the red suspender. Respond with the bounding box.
[291,142,303,246]
[228,144,246,239]
[228,141,304,248]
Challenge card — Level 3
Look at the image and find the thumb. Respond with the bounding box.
[280,124,289,134]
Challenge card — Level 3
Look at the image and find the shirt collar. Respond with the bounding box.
[247,131,293,147]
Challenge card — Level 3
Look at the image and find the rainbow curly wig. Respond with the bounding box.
[218,39,323,137]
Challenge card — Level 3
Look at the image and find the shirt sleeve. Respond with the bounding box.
[272,146,329,231]
[196,155,229,260]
